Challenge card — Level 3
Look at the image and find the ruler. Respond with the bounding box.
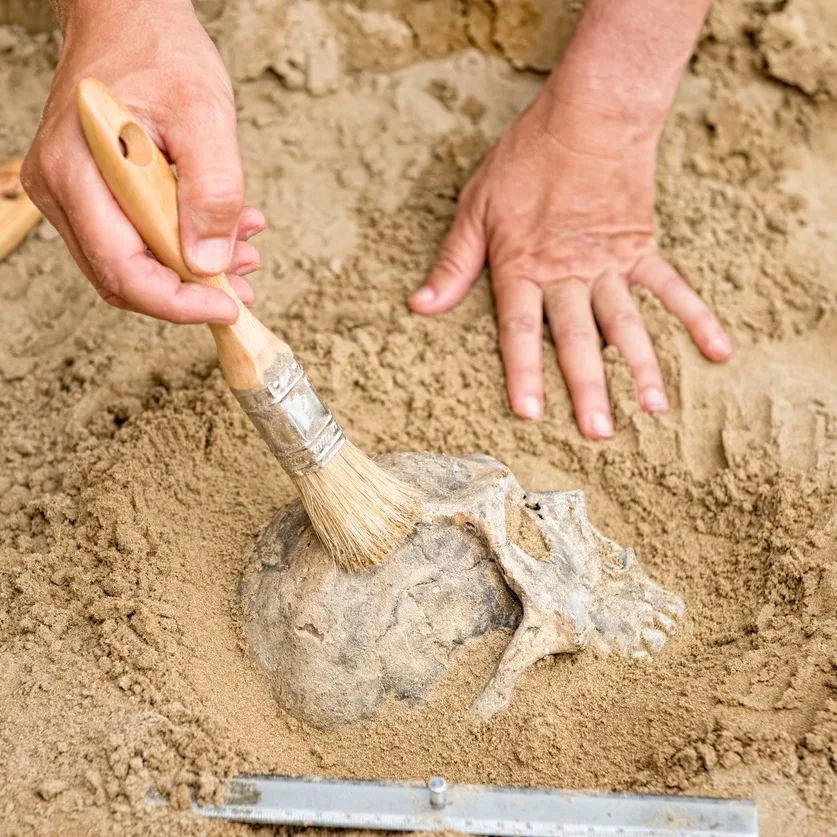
[190,774,758,837]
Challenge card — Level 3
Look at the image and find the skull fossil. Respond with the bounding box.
[240,452,684,727]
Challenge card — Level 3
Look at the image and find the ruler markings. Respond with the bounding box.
[188,775,757,837]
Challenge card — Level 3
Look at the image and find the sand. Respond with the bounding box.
[1,1,836,835]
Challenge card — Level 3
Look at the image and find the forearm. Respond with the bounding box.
[547,0,711,128]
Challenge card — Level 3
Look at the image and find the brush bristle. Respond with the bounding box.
[289,441,422,572]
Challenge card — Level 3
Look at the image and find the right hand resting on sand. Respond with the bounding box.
[23,0,264,323]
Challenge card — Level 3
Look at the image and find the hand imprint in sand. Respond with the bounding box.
[241,453,683,726]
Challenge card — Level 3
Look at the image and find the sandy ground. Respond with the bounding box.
[2,1,837,835]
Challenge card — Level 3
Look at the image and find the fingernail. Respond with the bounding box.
[190,238,232,273]
[710,335,731,358]
[237,262,261,276]
[589,412,613,439]
[409,286,436,306]
[641,388,668,414]
[518,395,543,420]
[244,224,267,241]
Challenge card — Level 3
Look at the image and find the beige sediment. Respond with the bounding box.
[1,2,837,835]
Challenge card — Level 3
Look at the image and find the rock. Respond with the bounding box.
[267,0,342,95]
[241,453,684,727]
[0,485,30,515]
[211,0,285,82]
[37,779,67,801]
[0,351,35,382]
[306,35,341,96]
[758,0,837,100]
[340,4,413,51]
[0,27,20,53]
[492,0,580,72]
[395,83,459,136]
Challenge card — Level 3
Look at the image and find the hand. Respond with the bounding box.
[22,0,264,324]
[409,86,731,439]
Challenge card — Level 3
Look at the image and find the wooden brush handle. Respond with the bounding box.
[0,159,42,262]
[76,77,290,391]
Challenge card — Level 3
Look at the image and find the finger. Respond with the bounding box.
[591,274,668,414]
[41,200,139,315]
[22,179,134,315]
[228,240,261,275]
[24,182,99,286]
[493,276,544,420]
[632,254,731,362]
[165,91,244,276]
[544,280,613,440]
[21,154,95,279]
[227,274,254,306]
[59,155,239,324]
[409,199,487,315]
[237,206,266,241]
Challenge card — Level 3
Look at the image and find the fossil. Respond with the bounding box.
[240,452,684,726]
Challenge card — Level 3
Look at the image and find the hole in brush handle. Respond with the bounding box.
[117,122,154,166]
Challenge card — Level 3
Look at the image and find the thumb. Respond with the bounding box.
[166,92,244,276]
[409,200,487,315]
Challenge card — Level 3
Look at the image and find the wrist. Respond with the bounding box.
[59,0,195,40]
[531,72,665,162]
[544,61,673,134]
[540,0,711,144]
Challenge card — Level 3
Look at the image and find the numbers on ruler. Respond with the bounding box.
[211,807,742,837]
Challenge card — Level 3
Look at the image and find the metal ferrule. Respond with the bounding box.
[233,354,345,476]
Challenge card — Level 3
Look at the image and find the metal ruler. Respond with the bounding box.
[190,774,758,836]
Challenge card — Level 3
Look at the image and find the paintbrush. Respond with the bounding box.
[0,159,41,262]
[75,78,420,572]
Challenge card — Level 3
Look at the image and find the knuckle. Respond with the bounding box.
[558,322,600,347]
[570,379,607,404]
[509,364,541,382]
[95,283,122,307]
[173,81,235,121]
[166,307,196,326]
[36,144,62,180]
[604,308,644,332]
[631,361,661,382]
[20,149,55,204]
[659,269,685,299]
[556,275,591,295]
[492,264,543,294]
[686,307,714,333]
[458,180,482,210]
[433,246,469,281]
[91,269,120,299]
[27,157,67,216]
[496,251,540,281]
[193,97,235,130]
[19,155,38,192]
[190,171,244,218]
[87,256,129,301]
[498,314,542,338]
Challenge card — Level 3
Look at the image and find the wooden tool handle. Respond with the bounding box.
[0,159,42,262]
[76,77,290,391]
